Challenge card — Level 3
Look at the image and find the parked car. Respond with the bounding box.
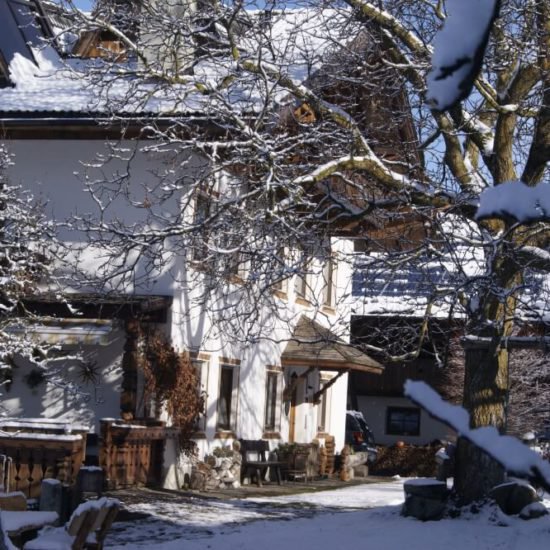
[345,411,378,463]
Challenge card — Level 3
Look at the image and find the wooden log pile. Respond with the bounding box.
[339,445,370,482]
[190,442,242,491]
[325,436,336,476]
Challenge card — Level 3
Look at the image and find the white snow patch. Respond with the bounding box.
[427,0,499,110]
[477,181,550,223]
[105,479,550,550]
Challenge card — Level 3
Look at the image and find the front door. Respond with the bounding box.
[289,378,298,442]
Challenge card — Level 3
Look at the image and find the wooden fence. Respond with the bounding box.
[0,431,86,499]
[99,419,168,489]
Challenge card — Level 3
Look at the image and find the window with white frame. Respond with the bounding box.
[264,369,281,432]
[322,253,337,307]
[191,357,209,431]
[272,246,288,294]
[220,230,248,280]
[317,373,332,432]
[191,192,213,262]
[216,363,239,431]
[294,250,311,301]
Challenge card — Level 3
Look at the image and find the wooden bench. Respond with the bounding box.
[22,497,119,550]
[239,440,284,487]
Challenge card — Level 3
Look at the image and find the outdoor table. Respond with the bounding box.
[1,510,59,546]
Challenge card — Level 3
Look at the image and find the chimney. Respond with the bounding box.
[139,0,198,76]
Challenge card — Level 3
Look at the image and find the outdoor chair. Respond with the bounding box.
[22,498,118,550]
[83,498,119,550]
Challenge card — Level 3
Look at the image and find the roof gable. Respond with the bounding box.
[281,315,383,373]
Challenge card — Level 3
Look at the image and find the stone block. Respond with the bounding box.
[402,495,446,521]
[39,479,63,524]
[490,481,539,516]
[402,479,449,521]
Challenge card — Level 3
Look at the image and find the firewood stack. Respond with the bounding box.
[324,435,336,476]
[190,441,242,491]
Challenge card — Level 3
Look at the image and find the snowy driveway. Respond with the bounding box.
[106,479,550,550]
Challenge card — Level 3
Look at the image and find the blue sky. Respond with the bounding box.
[70,0,93,10]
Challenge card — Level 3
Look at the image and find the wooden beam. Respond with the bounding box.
[281,357,382,373]
[120,318,140,418]
[313,370,348,403]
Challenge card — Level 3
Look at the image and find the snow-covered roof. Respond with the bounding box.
[0,4,354,117]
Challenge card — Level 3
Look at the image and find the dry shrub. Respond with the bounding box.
[141,330,204,454]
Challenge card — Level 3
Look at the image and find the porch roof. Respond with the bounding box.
[281,316,383,374]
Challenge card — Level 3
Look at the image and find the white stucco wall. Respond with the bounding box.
[2,329,124,434]
[7,139,205,295]
[357,395,454,446]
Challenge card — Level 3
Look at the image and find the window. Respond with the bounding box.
[318,391,328,432]
[0,55,10,88]
[9,0,45,48]
[322,255,337,307]
[216,364,238,431]
[271,247,288,294]
[191,193,212,262]
[264,371,280,432]
[191,358,209,431]
[386,407,420,436]
[0,0,45,68]
[294,251,311,301]
[317,375,332,432]
[219,229,247,280]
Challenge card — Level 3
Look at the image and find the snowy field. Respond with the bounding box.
[107,479,550,550]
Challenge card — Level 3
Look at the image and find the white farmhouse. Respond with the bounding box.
[0,0,385,488]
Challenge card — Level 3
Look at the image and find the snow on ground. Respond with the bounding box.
[106,479,550,550]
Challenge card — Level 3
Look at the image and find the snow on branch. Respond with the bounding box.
[477,180,550,223]
[404,380,550,491]
[427,0,501,111]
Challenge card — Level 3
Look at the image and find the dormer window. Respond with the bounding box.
[8,0,46,49]
[0,54,11,88]
[0,0,51,68]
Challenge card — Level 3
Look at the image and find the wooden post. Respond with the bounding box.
[121,318,141,418]
[99,420,114,490]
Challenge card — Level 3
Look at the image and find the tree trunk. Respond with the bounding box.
[453,340,508,502]
[453,252,518,503]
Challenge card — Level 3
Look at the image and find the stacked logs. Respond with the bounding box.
[324,435,336,476]
[190,442,242,491]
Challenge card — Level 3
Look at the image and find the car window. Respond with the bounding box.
[346,415,360,431]
[357,416,376,446]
